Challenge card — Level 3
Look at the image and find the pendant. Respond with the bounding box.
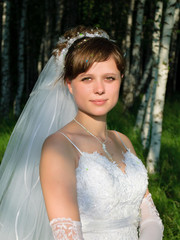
[102,143,113,162]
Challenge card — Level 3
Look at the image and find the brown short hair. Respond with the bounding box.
[53,26,125,81]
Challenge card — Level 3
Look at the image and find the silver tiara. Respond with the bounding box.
[54,31,110,65]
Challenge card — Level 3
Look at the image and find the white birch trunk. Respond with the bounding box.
[124,0,135,75]
[141,80,154,149]
[140,1,163,149]
[0,0,10,116]
[147,0,177,173]
[135,58,152,97]
[134,86,150,131]
[123,0,135,97]
[123,0,146,108]
[13,0,28,116]
[151,0,163,86]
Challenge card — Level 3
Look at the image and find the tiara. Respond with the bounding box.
[54,31,110,64]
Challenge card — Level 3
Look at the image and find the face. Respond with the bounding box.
[67,56,122,117]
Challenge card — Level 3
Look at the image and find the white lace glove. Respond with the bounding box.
[139,193,164,240]
[50,217,84,240]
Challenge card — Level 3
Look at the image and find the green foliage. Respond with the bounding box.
[107,96,180,239]
[0,117,16,161]
[0,95,180,239]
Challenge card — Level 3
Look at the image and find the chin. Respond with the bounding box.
[86,109,112,117]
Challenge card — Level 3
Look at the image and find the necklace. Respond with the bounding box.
[73,118,113,162]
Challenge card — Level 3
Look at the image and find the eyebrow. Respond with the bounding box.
[79,72,120,77]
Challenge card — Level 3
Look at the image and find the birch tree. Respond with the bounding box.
[124,0,135,76]
[134,87,150,130]
[0,0,10,117]
[147,0,177,173]
[135,57,152,97]
[123,0,135,95]
[135,1,163,130]
[140,1,163,149]
[13,0,28,116]
[123,0,146,108]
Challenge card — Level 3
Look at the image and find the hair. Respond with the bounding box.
[53,25,125,82]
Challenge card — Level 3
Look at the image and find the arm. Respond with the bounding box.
[139,190,164,240]
[40,135,84,240]
[115,133,164,239]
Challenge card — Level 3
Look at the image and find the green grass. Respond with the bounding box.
[0,95,180,239]
[0,117,16,161]
[107,96,180,239]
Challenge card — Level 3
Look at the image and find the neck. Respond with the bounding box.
[75,112,107,139]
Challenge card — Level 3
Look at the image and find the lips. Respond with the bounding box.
[90,99,107,105]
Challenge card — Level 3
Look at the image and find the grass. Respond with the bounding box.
[0,117,16,161]
[0,95,180,239]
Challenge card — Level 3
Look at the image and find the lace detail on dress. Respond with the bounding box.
[50,218,84,240]
[139,193,164,240]
[76,151,148,240]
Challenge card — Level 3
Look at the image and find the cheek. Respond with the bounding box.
[111,82,121,96]
[72,86,89,103]
[110,83,121,104]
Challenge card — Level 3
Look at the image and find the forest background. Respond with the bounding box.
[0,0,180,239]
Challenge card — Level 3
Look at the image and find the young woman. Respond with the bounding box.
[0,26,163,240]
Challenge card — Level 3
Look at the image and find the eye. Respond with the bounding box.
[106,76,116,81]
[81,77,92,81]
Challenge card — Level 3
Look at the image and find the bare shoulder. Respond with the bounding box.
[40,131,78,180]
[42,131,71,154]
[112,131,137,155]
[40,131,80,221]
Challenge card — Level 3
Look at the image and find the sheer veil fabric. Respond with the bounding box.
[0,56,77,239]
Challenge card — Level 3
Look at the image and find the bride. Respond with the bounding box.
[0,26,163,240]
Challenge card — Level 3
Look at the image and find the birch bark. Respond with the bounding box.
[147,0,177,173]
[135,57,152,97]
[0,0,10,117]
[124,0,135,75]
[123,0,146,108]
[134,87,150,130]
[141,1,163,149]
[141,81,153,149]
[123,0,135,97]
[13,0,28,116]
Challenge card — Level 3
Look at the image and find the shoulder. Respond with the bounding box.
[40,131,80,221]
[40,131,78,174]
[111,130,137,155]
[42,131,71,155]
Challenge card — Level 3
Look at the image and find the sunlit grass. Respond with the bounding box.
[0,118,16,162]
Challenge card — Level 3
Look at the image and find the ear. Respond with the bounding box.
[66,78,73,94]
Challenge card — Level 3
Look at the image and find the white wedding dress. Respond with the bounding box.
[60,132,148,240]
[0,128,163,240]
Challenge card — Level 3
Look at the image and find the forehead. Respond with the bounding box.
[84,57,119,75]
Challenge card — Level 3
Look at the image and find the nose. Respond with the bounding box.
[94,80,105,95]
